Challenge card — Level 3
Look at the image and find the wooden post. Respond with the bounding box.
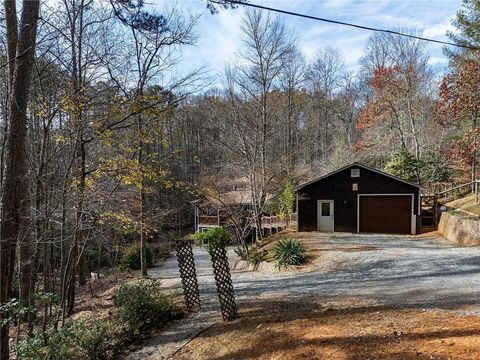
[194,205,197,233]
[296,193,299,232]
[476,181,479,204]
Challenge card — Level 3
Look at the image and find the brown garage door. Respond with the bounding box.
[359,195,412,234]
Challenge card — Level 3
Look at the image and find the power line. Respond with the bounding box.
[224,0,477,50]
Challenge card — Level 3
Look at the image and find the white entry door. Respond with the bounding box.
[317,200,334,232]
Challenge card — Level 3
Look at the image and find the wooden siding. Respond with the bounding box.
[297,165,420,232]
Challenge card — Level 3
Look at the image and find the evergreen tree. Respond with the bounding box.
[448,0,480,53]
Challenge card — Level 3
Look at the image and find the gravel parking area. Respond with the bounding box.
[128,232,480,359]
[236,232,480,310]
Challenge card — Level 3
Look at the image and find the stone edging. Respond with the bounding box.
[232,258,299,272]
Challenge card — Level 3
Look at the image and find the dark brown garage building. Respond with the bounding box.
[296,163,422,234]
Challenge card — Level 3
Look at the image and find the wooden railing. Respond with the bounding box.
[198,215,220,226]
[437,180,479,203]
[197,212,297,233]
[419,180,479,233]
[257,213,297,229]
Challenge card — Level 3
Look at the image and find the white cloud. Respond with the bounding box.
[429,56,449,65]
[171,0,463,84]
[423,18,455,38]
[179,5,245,78]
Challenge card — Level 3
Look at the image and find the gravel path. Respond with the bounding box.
[127,232,480,359]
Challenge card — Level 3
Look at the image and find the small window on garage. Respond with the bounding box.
[351,168,360,177]
[321,203,330,216]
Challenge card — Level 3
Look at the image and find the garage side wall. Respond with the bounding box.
[297,167,419,232]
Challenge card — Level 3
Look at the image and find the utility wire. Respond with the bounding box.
[224,0,478,50]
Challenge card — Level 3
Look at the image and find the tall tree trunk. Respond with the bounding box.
[138,114,147,277]
[0,1,40,358]
[261,90,267,192]
[4,0,17,88]
[405,96,421,183]
[75,0,87,287]
[67,139,86,314]
[472,112,477,189]
[323,95,329,164]
[77,142,87,286]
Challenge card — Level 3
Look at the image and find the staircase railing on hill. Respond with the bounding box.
[420,180,479,233]
[437,180,479,204]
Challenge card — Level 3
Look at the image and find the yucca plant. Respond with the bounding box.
[272,238,307,267]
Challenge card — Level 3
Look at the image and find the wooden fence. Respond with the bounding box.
[198,213,297,232]
[437,180,479,204]
[419,180,480,233]
[198,215,222,226]
[254,213,297,236]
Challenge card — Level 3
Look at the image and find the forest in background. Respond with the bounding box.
[0,0,479,358]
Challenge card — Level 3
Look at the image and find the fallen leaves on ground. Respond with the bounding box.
[175,299,480,360]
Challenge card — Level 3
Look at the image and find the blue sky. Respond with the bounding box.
[172,0,463,82]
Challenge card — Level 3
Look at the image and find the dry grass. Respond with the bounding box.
[72,254,172,321]
[71,271,129,321]
[445,194,480,217]
[256,228,298,250]
[462,203,480,216]
[445,193,476,209]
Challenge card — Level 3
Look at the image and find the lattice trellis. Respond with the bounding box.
[209,244,237,321]
[176,240,201,311]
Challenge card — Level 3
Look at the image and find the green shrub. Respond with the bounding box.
[266,180,296,217]
[71,319,113,359]
[272,238,307,267]
[189,227,231,251]
[46,319,115,360]
[46,322,84,359]
[0,298,32,326]
[120,243,155,270]
[14,334,46,360]
[14,319,113,360]
[234,246,265,264]
[114,279,182,333]
[234,246,248,260]
[15,281,181,359]
[248,248,266,264]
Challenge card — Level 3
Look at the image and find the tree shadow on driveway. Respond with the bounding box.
[175,297,480,360]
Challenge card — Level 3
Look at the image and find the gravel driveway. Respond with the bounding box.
[128,232,480,359]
